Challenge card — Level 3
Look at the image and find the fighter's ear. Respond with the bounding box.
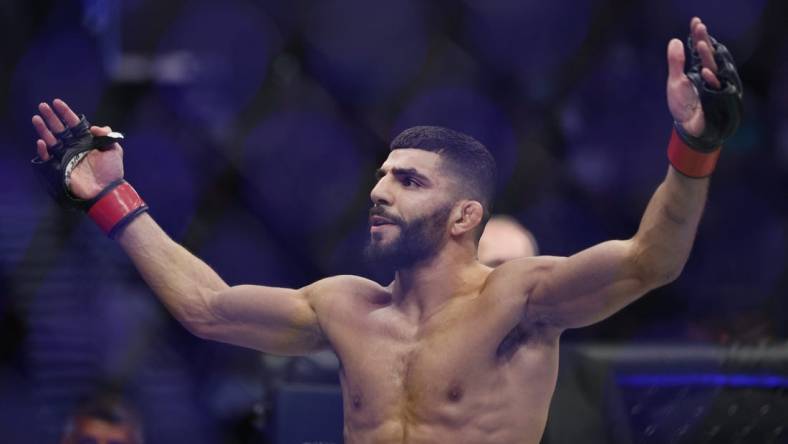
[450,200,484,237]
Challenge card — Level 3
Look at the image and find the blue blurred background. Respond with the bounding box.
[1,0,786,442]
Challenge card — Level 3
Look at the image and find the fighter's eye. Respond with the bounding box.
[401,177,418,187]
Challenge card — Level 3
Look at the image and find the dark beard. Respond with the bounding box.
[364,203,453,273]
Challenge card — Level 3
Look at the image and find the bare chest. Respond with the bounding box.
[330,307,559,435]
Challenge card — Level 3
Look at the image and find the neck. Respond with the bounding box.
[391,241,484,322]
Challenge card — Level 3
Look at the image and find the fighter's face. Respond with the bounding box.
[365,149,456,270]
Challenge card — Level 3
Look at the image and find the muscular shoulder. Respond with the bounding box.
[482,256,566,334]
[303,274,389,311]
[484,255,563,294]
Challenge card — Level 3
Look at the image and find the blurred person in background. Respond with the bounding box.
[30,17,741,444]
[60,395,143,444]
[478,215,539,266]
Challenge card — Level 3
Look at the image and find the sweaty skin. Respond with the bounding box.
[80,148,707,444]
[31,17,723,444]
[307,271,560,444]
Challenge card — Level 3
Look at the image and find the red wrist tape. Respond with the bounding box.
[87,181,148,237]
[667,128,721,178]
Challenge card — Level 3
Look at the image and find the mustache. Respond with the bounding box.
[369,206,404,225]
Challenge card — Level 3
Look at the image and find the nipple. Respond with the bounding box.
[447,385,464,402]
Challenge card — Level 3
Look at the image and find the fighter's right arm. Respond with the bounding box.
[116,214,328,356]
[31,99,328,356]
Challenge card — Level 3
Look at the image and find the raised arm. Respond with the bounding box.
[30,99,328,356]
[513,17,742,331]
[521,168,707,330]
[116,214,328,355]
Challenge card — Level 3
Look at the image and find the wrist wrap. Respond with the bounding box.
[667,128,720,178]
[86,179,148,238]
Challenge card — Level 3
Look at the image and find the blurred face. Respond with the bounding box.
[365,149,456,270]
[478,217,537,267]
[62,417,137,444]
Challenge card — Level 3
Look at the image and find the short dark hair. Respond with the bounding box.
[390,126,497,238]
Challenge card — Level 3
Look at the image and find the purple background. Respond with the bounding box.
[0,0,786,442]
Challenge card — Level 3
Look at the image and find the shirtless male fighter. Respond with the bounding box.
[30,17,742,443]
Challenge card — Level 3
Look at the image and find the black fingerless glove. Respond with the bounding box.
[669,33,744,178]
[675,34,743,151]
[30,115,121,210]
[30,116,147,238]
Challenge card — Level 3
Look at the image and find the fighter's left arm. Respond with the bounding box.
[517,168,706,331]
[513,17,742,331]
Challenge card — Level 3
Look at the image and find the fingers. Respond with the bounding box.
[38,102,66,134]
[36,139,50,161]
[697,40,718,73]
[31,99,99,161]
[667,38,685,81]
[32,115,58,147]
[52,98,82,127]
[692,21,714,51]
[698,39,721,87]
[689,17,721,89]
[690,17,711,47]
[690,19,716,68]
[701,67,721,89]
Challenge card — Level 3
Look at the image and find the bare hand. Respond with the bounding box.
[666,17,721,137]
[31,98,124,200]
